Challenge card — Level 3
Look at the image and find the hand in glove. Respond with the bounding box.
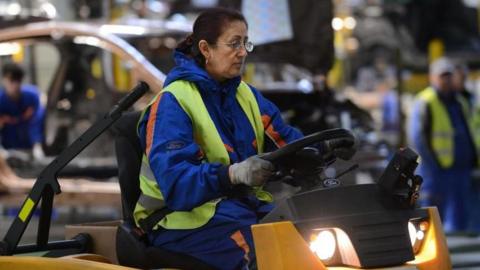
[229,155,275,186]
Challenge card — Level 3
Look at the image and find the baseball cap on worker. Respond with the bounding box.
[430,57,454,76]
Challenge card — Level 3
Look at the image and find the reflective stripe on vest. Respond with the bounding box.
[472,108,480,159]
[417,87,475,168]
[134,80,272,230]
[459,95,480,166]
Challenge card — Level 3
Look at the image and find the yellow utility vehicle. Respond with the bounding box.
[0,82,450,269]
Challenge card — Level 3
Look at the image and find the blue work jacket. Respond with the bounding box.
[138,51,302,249]
[0,84,44,149]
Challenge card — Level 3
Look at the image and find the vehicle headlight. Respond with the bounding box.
[309,230,336,260]
[308,228,359,266]
[408,219,429,253]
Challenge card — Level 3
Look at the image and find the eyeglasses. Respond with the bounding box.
[221,40,254,52]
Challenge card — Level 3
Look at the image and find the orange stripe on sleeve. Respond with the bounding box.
[224,143,234,153]
[261,115,286,148]
[197,149,205,159]
[230,230,250,262]
[145,94,162,156]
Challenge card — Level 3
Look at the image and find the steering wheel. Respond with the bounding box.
[261,128,356,188]
[261,128,356,164]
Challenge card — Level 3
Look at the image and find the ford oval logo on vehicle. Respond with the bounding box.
[323,178,340,188]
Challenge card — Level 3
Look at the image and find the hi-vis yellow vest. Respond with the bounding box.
[134,80,273,230]
[418,87,480,168]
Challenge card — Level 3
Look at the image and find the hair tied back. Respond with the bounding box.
[186,34,194,46]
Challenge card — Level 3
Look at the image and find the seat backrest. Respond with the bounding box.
[112,111,143,224]
[113,112,218,270]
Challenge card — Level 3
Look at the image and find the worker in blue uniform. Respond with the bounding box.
[409,57,479,233]
[134,8,305,270]
[0,63,45,160]
[452,61,480,233]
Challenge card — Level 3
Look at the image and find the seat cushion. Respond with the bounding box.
[116,223,217,270]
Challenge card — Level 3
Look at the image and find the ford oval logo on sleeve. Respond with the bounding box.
[166,140,186,150]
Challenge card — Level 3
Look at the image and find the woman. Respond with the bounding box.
[134,8,303,270]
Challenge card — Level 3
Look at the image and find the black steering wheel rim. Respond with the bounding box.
[261,128,355,164]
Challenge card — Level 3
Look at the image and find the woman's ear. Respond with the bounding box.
[198,40,210,60]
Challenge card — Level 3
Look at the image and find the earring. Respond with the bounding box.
[206,58,209,65]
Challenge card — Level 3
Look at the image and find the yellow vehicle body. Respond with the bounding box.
[253,207,450,270]
[0,255,135,270]
[0,206,449,270]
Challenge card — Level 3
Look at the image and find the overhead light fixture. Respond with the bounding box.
[40,2,57,18]
[344,17,357,30]
[332,17,344,31]
[6,3,21,16]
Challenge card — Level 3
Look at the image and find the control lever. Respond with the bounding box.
[335,163,359,179]
[377,147,423,209]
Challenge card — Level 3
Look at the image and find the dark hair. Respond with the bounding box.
[2,62,24,82]
[177,8,247,67]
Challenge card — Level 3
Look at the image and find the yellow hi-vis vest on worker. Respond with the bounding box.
[417,87,480,168]
[134,80,273,230]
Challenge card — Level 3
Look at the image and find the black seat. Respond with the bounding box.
[112,111,216,270]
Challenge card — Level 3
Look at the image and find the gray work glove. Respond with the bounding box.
[229,155,275,186]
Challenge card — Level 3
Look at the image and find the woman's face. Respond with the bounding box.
[203,20,248,82]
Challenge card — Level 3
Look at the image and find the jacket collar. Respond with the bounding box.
[164,50,241,96]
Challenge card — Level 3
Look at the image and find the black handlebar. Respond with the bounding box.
[109,81,149,117]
